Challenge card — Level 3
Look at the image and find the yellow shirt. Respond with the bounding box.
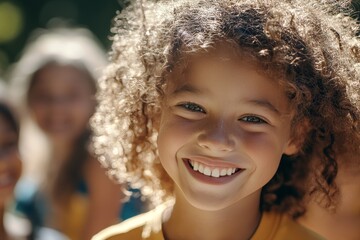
[92,201,324,240]
[56,193,88,240]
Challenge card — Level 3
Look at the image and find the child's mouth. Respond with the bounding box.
[185,158,241,178]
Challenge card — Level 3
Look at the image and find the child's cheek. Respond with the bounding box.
[241,131,284,166]
[157,121,177,179]
[157,113,194,180]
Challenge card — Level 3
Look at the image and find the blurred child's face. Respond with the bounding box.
[0,115,22,205]
[157,56,299,211]
[28,65,96,143]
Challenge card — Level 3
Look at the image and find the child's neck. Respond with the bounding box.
[163,189,262,240]
[51,140,74,163]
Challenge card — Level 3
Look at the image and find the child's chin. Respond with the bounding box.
[183,192,241,212]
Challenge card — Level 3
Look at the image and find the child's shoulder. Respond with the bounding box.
[252,211,325,240]
[92,200,173,240]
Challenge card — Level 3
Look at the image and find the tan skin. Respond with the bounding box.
[298,153,360,240]
[82,156,123,239]
[0,114,22,239]
[157,56,300,240]
[28,64,123,239]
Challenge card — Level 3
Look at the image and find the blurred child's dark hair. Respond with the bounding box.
[92,0,360,217]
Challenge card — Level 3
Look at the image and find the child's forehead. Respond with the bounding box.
[29,62,97,91]
[166,50,280,91]
[163,53,295,119]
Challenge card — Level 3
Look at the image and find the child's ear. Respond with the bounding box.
[284,141,300,156]
[284,118,311,156]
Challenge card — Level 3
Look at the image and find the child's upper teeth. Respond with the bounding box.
[193,161,199,171]
[204,167,211,176]
[189,160,238,178]
[211,168,220,177]
[198,164,204,173]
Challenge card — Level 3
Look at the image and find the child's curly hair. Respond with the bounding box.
[91,0,360,217]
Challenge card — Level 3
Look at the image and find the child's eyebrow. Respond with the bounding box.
[172,84,201,95]
[245,99,281,116]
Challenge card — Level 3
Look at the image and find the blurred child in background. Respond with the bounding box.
[0,82,22,239]
[7,27,131,240]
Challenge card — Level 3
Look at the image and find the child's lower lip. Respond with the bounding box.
[183,158,243,185]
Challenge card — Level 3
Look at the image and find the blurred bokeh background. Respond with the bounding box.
[0,0,127,77]
[0,0,360,78]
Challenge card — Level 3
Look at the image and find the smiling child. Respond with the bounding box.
[91,0,360,239]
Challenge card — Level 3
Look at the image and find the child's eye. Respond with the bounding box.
[178,102,206,113]
[239,116,267,124]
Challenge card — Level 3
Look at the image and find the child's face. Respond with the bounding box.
[28,65,95,143]
[0,115,22,204]
[157,57,298,211]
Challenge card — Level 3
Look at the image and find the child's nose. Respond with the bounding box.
[197,119,235,152]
